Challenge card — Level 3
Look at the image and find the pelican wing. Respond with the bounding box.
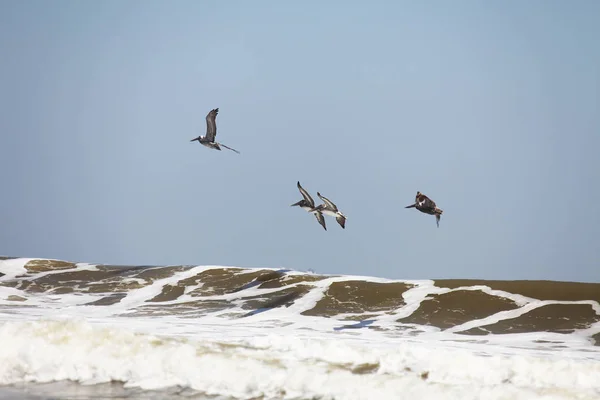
[315,211,327,231]
[205,108,219,142]
[317,192,338,212]
[297,181,315,208]
[219,143,240,154]
[336,214,346,229]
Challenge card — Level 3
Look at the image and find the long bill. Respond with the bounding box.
[405,203,416,208]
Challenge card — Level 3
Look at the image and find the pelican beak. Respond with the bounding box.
[190,137,200,142]
[405,203,416,209]
[291,201,302,207]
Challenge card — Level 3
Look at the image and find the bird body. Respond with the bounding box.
[405,191,443,227]
[316,192,346,229]
[190,108,240,154]
[291,181,327,230]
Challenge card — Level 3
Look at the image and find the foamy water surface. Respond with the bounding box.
[0,257,599,400]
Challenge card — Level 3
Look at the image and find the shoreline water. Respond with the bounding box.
[1,257,599,400]
[0,382,229,400]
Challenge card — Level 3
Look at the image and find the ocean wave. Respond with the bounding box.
[0,319,599,400]
[1,257,599,343]
[1,257,599,399]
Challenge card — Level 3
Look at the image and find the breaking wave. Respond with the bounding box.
[0,257,599,399]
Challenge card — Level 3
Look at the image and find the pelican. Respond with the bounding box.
[316,192,347,229]
[405,191,444,227]
[190,108,240,154]
[291,181,327,231]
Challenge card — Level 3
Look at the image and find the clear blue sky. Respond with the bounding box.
[1,1,599,282]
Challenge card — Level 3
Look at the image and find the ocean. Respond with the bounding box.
[0,256,598,400]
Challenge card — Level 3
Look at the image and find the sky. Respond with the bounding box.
[1,1,599,282]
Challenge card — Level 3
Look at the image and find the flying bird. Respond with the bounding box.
[291,181,327,231]
[190,108,240,154]
[316,192,347,229]
[405,191,444,227]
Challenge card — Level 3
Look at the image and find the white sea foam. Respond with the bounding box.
[0,258,35,280]
[0,319,599,400]
[1,259,600,399]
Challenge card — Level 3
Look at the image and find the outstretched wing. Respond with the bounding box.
[297,181,315,207]
[205,108,219,142]
[336,214,346,229]
[315,211,327,231]
[219,143,240,154]
[317,192,338,212]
